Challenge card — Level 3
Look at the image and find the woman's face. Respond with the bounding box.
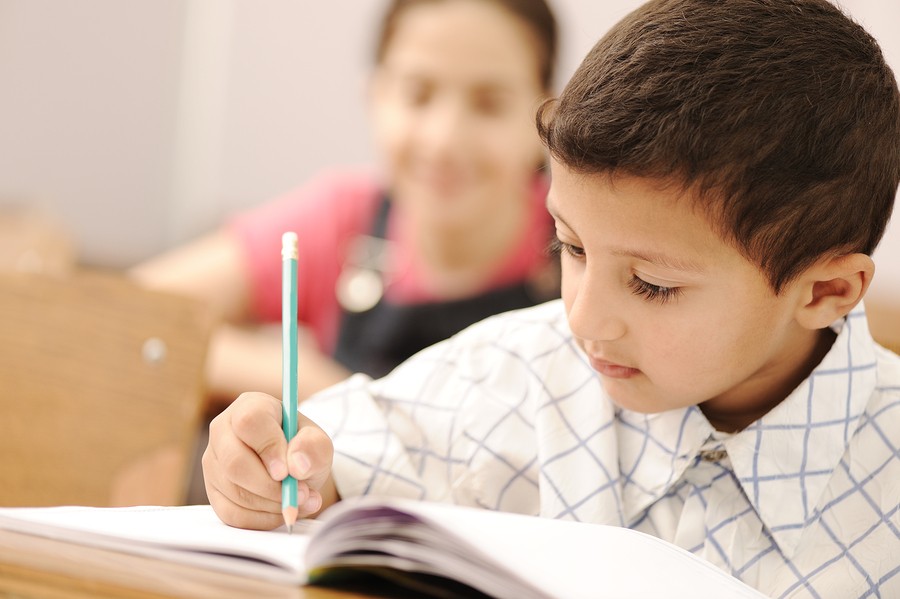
[369,0,548,231]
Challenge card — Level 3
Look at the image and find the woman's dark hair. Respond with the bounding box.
[374,0,558,90]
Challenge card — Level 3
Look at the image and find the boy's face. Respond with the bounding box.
[547,160,822,430]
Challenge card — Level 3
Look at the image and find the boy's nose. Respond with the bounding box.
[566,274,626,343]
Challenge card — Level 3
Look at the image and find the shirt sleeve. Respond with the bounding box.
[226,169,381,352]
[299,300,576,514]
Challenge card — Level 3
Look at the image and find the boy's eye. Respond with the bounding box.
[549,237,680,303]
[628,275,681,304]
[548,237,585,259]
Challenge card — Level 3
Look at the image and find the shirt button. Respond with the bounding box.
[699,448,728,462]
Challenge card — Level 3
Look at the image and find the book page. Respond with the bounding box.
[314,498,767,599]
[0,505,313,584]
[0,500,767,598]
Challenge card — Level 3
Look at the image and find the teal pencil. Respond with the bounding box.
[281,232,299,532]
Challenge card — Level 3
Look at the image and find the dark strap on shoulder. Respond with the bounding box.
[370,195,391,239]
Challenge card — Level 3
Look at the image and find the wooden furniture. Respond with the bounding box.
[866,298,900,355]
[0,269,214,507]
[0,207,75,275]
[0,528,372,599]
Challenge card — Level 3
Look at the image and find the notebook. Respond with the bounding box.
[0,496,765,598]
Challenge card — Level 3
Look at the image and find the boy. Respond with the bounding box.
[203,0,900,596]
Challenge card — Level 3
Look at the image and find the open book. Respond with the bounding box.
[0,496,764,598]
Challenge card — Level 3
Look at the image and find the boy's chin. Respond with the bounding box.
[601,382,685,415]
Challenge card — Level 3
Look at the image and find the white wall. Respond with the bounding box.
[840,1,900,303]
[0,0,184,265]
[165,0,640,243]
[0,0,897,301]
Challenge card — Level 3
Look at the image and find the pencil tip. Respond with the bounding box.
[282,505,299,533]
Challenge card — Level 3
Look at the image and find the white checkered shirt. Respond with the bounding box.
[302,300,900,598]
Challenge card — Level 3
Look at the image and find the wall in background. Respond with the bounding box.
[0,0,184,264]
[1,0,898,302]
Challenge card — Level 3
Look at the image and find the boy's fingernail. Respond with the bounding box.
[268,459,287,480]
[291,452,311,477]
[302,492,321,514]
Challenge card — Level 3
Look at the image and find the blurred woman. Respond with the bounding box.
[132,0,560,404]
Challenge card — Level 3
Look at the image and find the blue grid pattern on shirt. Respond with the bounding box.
[307,301,900,598]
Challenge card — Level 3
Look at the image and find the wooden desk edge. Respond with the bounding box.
[0,528,366,599]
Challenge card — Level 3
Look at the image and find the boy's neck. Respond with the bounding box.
[701,326,837,433]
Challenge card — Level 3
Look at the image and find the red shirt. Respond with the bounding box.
[229,168,552,353]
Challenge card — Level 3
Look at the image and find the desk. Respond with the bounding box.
[0,529,369,599]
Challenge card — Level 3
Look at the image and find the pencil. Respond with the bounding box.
[281,232,299,532]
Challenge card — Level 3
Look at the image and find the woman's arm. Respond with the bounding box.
[129,230,252,322]
[130,230,350,405]
[204,323,351,407]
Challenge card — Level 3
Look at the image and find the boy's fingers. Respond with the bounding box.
[202,441,283,511]
[206,485,285,531]
[227,392,289,480]
[287,414,334,489]
[203,392,331,530]
[299,486,322,515]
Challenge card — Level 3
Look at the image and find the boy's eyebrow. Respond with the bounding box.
[546,197,707,274]
[609,248,707,274]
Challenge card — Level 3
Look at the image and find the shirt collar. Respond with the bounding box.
[617,406,714,522]
[725,305,878,557]
[617,304,878,558]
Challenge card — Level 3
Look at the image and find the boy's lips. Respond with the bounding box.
[588,356,641,379]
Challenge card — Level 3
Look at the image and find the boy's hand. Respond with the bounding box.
[202,392,337,530]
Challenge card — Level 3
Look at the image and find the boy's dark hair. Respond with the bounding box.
[538,0,900,293]
[375,0,558,91]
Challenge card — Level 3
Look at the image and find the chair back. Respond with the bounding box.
[0,269,213,506]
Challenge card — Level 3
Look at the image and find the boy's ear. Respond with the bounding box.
[795,253,874,330]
